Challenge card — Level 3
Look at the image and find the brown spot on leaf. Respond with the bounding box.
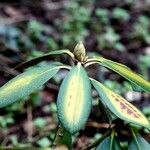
[124,102,133,109]
[127,109,133,115]
[120,102,126,110]
[111,94,119,102]
[133,114,140,118]
[115,98,119,102]
[113,96,119,102]
[67,100,71,107]
[69,95,72,99]
[124,101,142,117]
[110,92,142,119]
[111,94,116,98]
[116,95,121,99]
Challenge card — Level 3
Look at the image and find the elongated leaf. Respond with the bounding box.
[129,134,150,150]
[0,65,63,108]
[57,63,92,134]
[89,57,150,93]
[96,136,110,150]
[14,49,74,70]
[96,136,121,150]
[91,78,150,129]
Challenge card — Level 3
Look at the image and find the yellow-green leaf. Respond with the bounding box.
[91,78,150,129]
[14,49,74,70]
[57,63,92,134]
[88,57,150,93]
[0,65,63,108]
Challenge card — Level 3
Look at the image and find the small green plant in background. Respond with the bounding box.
[133,15,150,44]
[112,8,130,22]
[55,1,91,47]
[0,42,150,149]
[97,27,125,51]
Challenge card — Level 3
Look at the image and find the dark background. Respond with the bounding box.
[0,0,150,149]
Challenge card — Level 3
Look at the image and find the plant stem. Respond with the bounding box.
[52,125,72,149]
[53,125,64,147]
[82,129,111,150]
[27,102,33,142]
[130,128,141,150]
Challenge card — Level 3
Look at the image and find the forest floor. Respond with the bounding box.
[0,0,150,149]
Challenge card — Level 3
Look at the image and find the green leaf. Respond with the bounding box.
[14,49,74,70]
[129,133,150,150]
[57,63,92,134]
[96,135,121,150]
[53,126,72,149]
[96,136,110,150]
[91,78,150,129]
[88,57,150,93]
[0,64,63,108]
[60,130,72,149]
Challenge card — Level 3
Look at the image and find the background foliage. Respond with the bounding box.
[0,0,149,149]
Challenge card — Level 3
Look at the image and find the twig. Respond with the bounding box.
[52,125,65,147]
[27,104,33,142]
[0,15,31,25]
[43,0,69,10]
[0,64,19,76]
[86,121,114,129]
